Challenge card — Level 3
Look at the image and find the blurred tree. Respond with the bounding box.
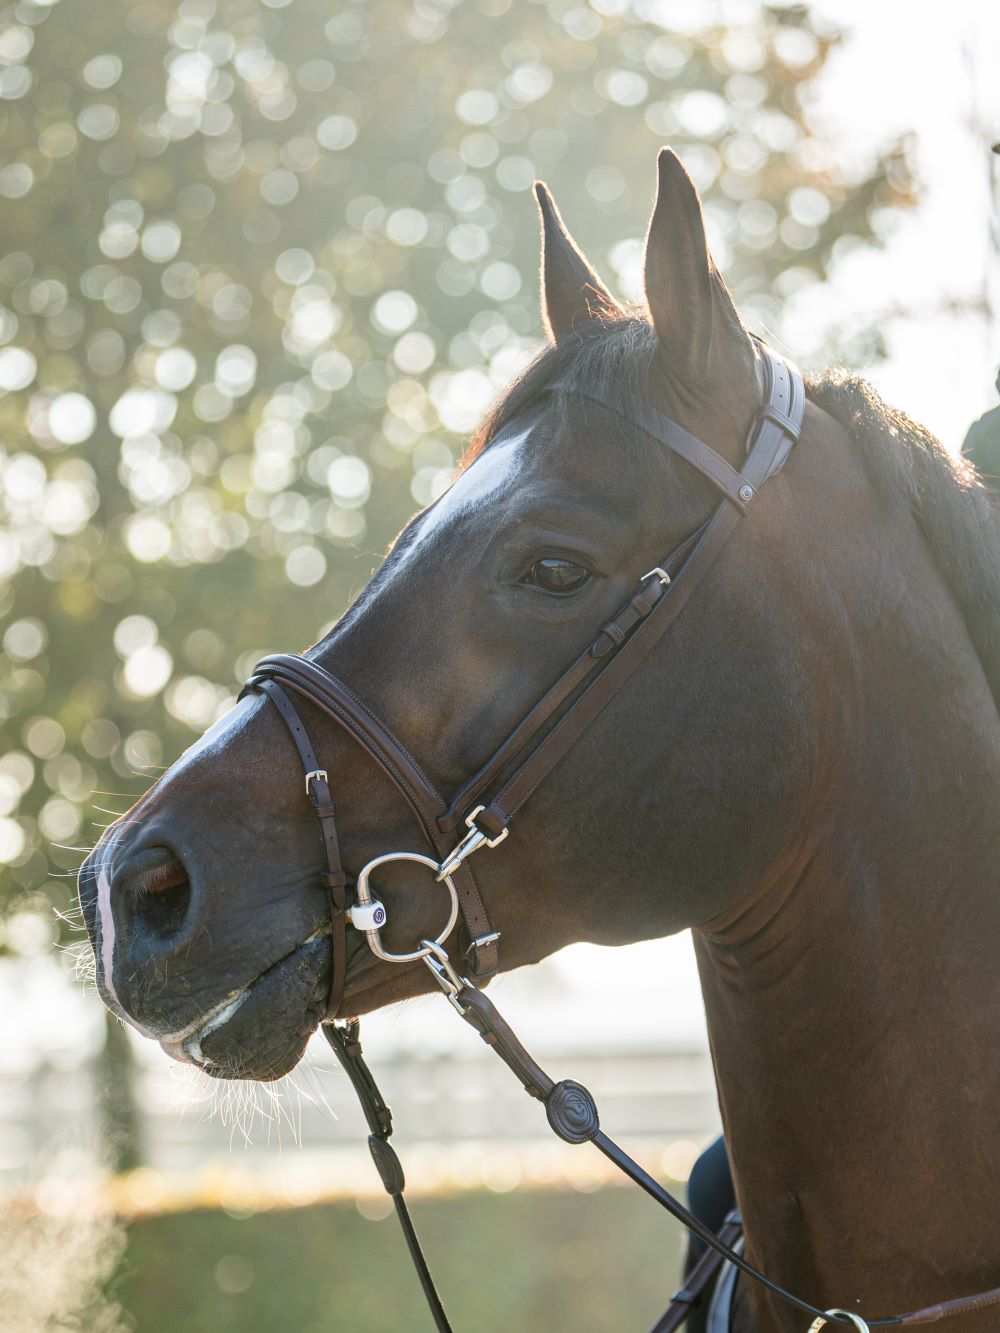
[94,1007,143,1172]
[0,0,915,1157]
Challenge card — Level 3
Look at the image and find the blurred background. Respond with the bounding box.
[1,0,997,1329]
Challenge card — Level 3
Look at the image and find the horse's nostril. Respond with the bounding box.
[130,856,192,943]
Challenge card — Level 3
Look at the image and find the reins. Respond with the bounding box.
[242,347,1000,1330]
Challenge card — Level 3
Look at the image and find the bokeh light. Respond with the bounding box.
[0,0,914,915]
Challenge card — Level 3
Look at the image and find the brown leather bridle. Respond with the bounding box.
[240,347,1000,1330]
[246,347,803,1013]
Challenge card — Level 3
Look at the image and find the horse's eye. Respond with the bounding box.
[523,558,591,595]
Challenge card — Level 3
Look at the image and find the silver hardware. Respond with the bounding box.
[421,939,470,1012]
[641,566,671,587]
[807,1312,870,1332]
[348,900,387,932]
[738,483,754,504]
[304,768,328,794]
[353,851,459,964]
[465,930,501,959]
[436,805,508,881]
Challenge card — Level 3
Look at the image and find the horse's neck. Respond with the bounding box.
[696,638,1000,1332]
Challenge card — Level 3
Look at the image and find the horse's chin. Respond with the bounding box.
[161,933,331,1081]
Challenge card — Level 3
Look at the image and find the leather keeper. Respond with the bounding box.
[756,401,801,441]
[630,590,653,618]
[591,589,655,659]
[465,940,500,980]
[476,805,507,839]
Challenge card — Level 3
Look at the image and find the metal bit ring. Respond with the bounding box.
[352,851,459,963]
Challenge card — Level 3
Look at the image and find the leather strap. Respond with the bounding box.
[897,1290,1000,1326]
[252,657,447,827]
[252,679,349,1019]
[323,1021,452,1331]
[439,572,670,833]
[564,386,759,510]
[437,523,707,835]
[651,1210,745,1333]
[475,499,745,836]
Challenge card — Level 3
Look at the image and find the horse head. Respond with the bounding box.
[78,149,850,1081]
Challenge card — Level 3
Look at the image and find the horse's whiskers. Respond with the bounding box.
[62,940,98,989]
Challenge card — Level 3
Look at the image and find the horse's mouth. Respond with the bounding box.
[160,930,333,1081]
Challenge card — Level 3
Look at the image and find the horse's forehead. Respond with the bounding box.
[383,395,635,591]
[404,424,533,555]
[421,391,619,529]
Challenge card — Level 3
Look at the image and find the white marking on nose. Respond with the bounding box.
[96,859,120,1012]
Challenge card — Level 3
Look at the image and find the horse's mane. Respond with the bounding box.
[806,371,1000,709]
[465,315,1000,707]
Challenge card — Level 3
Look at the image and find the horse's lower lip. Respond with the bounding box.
[158,929,330,1072]
[160,1036,192,1063]
[157,989,252,1066]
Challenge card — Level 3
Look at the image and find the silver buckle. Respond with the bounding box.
[436,805,509,881]
[465,930,501,959]
[641,567,671,587]
[304,768,328,795]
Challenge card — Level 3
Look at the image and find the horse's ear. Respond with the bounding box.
[643,148,752,388]
[535,181,620,343]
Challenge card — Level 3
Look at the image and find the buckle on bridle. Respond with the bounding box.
[304,768,328,795]
[465,930,501,960]
[641,566,671,588]
[436,805,508,881]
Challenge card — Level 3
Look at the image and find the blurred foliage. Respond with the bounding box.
[0,0,915,939]
[113,1186,686,1332]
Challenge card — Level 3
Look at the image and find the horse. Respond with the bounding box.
[79,147,1000,1331]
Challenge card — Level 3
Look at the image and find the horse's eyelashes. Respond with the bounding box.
[523,557,591,594]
